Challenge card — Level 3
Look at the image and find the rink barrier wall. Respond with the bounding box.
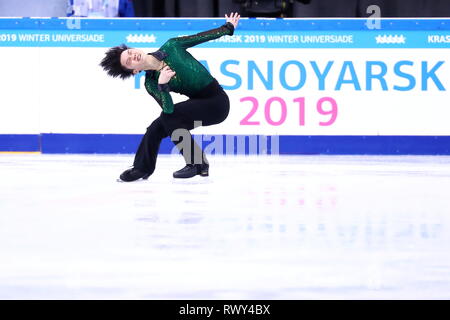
[0,135,41,152]
[1,134,449,155]
[1,18,450,154]
[1,17,450,48]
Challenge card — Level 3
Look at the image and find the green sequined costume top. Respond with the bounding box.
[144,22,235,114]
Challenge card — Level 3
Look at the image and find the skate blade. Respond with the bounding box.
[116,178,148,183]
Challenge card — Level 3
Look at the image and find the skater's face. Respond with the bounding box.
[120,48,146,74]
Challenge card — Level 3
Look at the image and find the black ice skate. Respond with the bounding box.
[173,163,209,179]
[119,168,150,182]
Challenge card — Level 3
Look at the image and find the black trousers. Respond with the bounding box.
[133,79,230,175]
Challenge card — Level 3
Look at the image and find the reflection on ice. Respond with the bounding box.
[0,154,450,299]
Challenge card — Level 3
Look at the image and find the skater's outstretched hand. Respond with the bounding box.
[158,65,176,84]
[225,12,240,29]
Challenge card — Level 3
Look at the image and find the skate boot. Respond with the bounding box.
[119,168,150,182]
[173,154,209,179]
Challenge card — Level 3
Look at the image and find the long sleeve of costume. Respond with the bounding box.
[144,22,235,114]
[173,22,234,49]
[144,76,174,114]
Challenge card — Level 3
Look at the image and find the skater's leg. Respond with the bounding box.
[174,83,230,127]
[159,101,210,178]
[133,117,168,174]
[120,117,168,182]
[168,124,209,178]
[160,106,205,166]
[157,81,230,178]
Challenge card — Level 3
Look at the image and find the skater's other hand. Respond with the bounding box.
[158,65,176,84]
[225,12,240,29]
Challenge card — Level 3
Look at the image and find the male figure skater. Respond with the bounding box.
[100,12,240,181]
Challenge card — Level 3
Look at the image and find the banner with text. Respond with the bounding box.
[0,18,449,153]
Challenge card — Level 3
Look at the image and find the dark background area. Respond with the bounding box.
[133,0,450,18]
[1,0,448,18]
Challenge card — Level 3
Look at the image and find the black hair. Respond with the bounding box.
[99,44,134,80]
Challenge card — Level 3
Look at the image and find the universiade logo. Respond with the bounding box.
[375,34,407,44]
[126,34,157,43]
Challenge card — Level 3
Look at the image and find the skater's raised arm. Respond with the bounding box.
[173,12,240,49]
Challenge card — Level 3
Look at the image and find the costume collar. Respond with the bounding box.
[145,50,168,77]
[148,50,168,61]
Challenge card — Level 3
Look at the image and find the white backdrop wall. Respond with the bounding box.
[1,47,449,135]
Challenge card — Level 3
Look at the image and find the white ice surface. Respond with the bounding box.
[1,154,450,299]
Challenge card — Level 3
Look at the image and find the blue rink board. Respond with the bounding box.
[0,18,449,48]
[1,134,449,155]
